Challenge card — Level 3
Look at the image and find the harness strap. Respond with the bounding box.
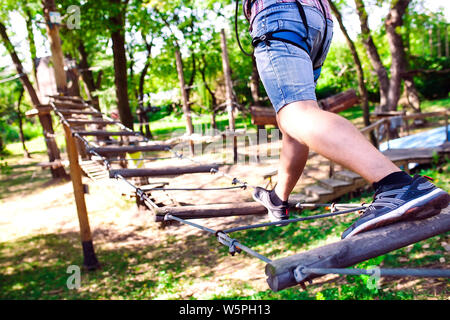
[252,29,311,56]
[314,0,329,69]
[251,0,330,73]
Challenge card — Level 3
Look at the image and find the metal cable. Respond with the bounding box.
[223,206,366,234]
[299,267,450,278]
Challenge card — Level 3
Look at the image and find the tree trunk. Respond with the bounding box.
[109,0,133,129]
[200,55,218,130]
[0,21,66,178]
[24,8,38,89]
[329,1,377,147]
[77,41,101,110]
[16,87,31,158]
[175,46,195,154]
[138,35,153,139]
[250,54,262,105]
[220,29,238,163]
[354,0,390,111]
[385,0,411,111]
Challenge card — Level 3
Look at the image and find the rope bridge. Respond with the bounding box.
[48,95,450,292]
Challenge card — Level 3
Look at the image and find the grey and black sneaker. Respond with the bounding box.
[341,175,450,239]
[253,187,289,222]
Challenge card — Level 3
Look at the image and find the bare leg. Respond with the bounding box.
[274,130,309,201]
[276,100,400,184]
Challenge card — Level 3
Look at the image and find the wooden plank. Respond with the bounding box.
[155,202,267,221]
[50,95,84,102]
[383,148,435,162]
[67,119,117,126]
[320,89,359,113]
[57,109,102,116]
[109,164,219,178]
[53,101,88,109]
[265,205,450,292]
[74,130,138,137]
[249,106,278,126]
[88,144,171,155]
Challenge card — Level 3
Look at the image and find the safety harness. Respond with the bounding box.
[247,0,329,80]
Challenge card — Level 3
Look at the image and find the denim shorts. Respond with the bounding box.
[250,3,333,113]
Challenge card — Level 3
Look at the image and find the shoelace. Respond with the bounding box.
[361,186,409,217]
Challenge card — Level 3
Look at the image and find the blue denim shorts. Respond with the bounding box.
[250,3,333,113]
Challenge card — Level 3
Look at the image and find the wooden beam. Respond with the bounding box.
[67,119,117,126]
[155,202,267,221]
[88,144,171,155]
[74,130,138,137]
[57,109,102,116]
[265,206,450,292]
[54,101,89,109]
[49,95,84,102]
[109,164,219,178]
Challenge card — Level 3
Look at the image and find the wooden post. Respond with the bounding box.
[175,46,195,155]
[220,29,238,164]
[63,124,100,270]
[42,0,67,93]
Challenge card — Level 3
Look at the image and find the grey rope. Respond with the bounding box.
[165,214,272,263]
[223,206,366,234]
[295,266,450,282]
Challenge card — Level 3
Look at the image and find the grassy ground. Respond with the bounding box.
[0,99,449,300]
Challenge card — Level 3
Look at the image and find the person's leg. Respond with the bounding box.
[274,129,309,201]
[276,100,400,184]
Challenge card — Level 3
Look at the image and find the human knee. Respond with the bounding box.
[277,100,319,132]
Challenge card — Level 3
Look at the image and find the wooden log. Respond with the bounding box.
[88,144,171,155]
[109,164,219,178]
[57,109,102,116]
[320,89,359,113]
[250,106,278,126]
[67,119,117,126]
[155,202,267,221]
[74,130,138,137]
[265,206,450,292]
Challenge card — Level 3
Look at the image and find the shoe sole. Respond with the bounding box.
[252,192,288,223]
[344,188,450,239]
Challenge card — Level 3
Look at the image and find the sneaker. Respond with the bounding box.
[253,187,289,222]
[341,175,450,239]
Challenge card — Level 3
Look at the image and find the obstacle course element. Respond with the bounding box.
[266,207,450,291]
[155,202,267,221]
[48,94,450,291]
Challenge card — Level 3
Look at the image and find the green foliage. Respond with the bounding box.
[0,157,12,174]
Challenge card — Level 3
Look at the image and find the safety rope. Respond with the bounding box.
[294,266,450,283]
[223,205,366,234]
